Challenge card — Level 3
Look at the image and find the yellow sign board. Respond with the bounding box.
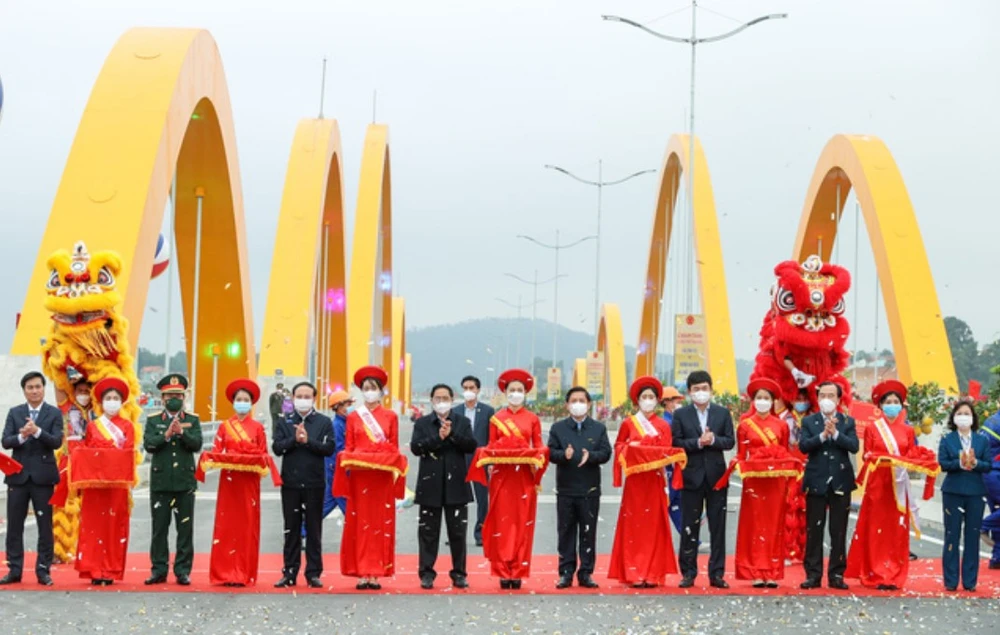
[673,314,706,387]
[546,367,562,400]
[585,351,605,400]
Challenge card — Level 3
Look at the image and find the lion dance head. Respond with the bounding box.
[751,255,853,408]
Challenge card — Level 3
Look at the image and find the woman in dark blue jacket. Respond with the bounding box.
[938,400,991,591]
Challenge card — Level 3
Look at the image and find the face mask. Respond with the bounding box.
[433,401,452,415]
[76,394,91,407]
[346,405,356,414]
[569,402,589,418]
[954,414,973,430]
[794,402,809,413]
[362,389,381,404]
[103,399,122,416]
[165,397,184,412]
[819,398,837,415]
[234,401,252,415]
[462,390,477,402]
[754,399,772,414]
[691,391,711,406]
[507,391,525,406]
[639,397,658,413]
[294,397,313,413]
[882,404,902,419]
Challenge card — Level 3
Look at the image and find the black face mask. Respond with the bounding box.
[165,397,184,412]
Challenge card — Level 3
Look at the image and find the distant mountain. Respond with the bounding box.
[406,317,752,395]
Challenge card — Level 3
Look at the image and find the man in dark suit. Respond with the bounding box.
[1,371,63,586]
[453,375,495,546]
[272,381,336,589]
[412,384,478,589]
[799,380,858,590]
[547,386,612,589]
[671,370,735,589]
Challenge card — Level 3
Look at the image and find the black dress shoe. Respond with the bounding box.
[876,584,897,591]
[453,576,468,589]
[145,574,168,585]
[578,575,599,589]
[963,586,976,592]
[500,579,511,589]
[356,581,370,590]
[306,577,322,588]
[92,578,113,586]
[909,552,918,561]
[176,574,191,586]
[679,576,695,589]
[555,575,573,589]
[369,581,382,590]
[709,577,729,589]
[510,579,522,590]
[752,580,767,588]
[0,573,21,585]
[475,537,484,547]
[420,577,434,590]
[800,578,821,589]
[828,578,849,590]
[273,576,297,588]
[765,581,778,589]
[37,574,53,586]
[945,585,957,592]
[989,561,1000,570]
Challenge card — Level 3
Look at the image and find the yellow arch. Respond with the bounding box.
[347,124,393,377]
[390,297,406,408]
[11,28,255,412]
[636,134,737,393]
[793,134,957,390]
[572,358,586,389]
[259,119,347,390]
[597,303,628,407]
[402,352,412,411]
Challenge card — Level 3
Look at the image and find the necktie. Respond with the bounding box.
[576,422,581,433]
[30,409,38,421]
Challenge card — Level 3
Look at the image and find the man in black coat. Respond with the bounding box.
[1,371,63,586]
[671,370,735,589]
[271,381,336,589]
[412,384,477,589]
[452,375,495,546]
[546,386,612,589]
[798,380,858,590]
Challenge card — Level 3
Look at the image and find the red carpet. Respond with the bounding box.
[3,553,998,597]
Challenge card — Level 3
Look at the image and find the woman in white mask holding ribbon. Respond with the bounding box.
[72,376,136,586]
[465,369,548,590]
[846,380,939,590]
[336,365,407,590]
[608,376,686,588]
[938,400,990,592]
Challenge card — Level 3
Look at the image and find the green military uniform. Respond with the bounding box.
[144,374,203,583]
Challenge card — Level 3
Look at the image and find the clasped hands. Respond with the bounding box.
[438,419,452,440]
[959,448,977,471]
[294,422,309,444]
[164,419,184,440]
[564,444,589,467]
[19,418,40,440]
[698,430,715,448]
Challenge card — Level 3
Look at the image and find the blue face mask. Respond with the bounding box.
[794,402,809,413]
[346,405,356,415]
[882,403,902,419]
[234,401,252,415]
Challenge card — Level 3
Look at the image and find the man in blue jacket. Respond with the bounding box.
[323,390,351,518]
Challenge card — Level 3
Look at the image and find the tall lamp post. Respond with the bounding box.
[544,162,655,341]
[603,4,787,313]
[496,296,545,369]
[504,270,567,381]
[516,232,597,375]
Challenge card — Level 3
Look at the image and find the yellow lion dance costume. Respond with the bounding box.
[41,241,143,563]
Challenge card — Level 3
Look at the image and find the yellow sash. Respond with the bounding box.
[629,412,659,438]
[743,417,777,446]
[94,415,125,448]
[490,415,525,439]
[224,416,253,446]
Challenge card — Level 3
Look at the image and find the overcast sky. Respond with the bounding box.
[1,0,997,366]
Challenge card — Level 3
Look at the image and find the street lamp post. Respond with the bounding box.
[516,232,597,375]
[496,296,545,369]
[544,162,655,342]
[504,270,566,381]
[603,4,787,313]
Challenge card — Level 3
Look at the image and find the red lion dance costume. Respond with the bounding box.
[749,254,852,562]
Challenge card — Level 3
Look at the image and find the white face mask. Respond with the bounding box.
[76,394,91,407]
[691,390,711,406]
[362,389,381,404]
[754,399,772,414]
[433,401,452,415]
[294,397,313,413]
[102,399,122,416]
[462,390,477,402]
[507,391,525,406]
[568,402,589,418]
[639,397,658,413]
[819,398,837,415]
[954,414,973,430]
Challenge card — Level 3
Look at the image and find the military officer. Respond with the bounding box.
[143,374,203,585]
